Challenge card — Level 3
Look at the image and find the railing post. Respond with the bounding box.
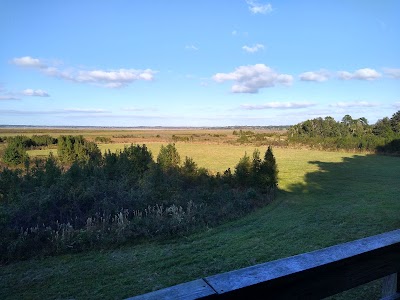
[382,273,400,299]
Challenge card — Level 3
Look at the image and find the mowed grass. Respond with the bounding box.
[1,144,400,299]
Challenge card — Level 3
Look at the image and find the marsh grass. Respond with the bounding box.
[1,145,399,299]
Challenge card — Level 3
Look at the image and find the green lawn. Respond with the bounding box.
[1,145,399,299]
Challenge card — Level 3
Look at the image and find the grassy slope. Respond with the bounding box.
[1,146,399,299]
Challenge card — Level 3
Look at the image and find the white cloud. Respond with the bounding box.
[75,69,155,87]
[246,0,273,14]
[231,30,237,36]
[337,68,381,80]
[12,56,43,68]
[213,64,293,93]
[383,68,400,79]
[240,102,315,110]
[11,56,156,88]
[299,70,330,82]
[22,89,49,97]
[242,44,265,53]
[393,102,400,109]
[185,45,199,51]
[330,101,379,108]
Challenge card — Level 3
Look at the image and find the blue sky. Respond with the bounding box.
[1,0,399,126]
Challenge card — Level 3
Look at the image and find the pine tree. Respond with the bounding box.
[261,146,278,187]
[234,152,251,186]
[157,144,181,170]
[2,138,29,166]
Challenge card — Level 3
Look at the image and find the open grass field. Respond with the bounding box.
[26,141,281,174]
[1,131,399,299]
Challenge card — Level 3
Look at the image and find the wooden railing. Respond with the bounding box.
[127,229,400,299]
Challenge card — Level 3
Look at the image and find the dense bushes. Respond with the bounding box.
[1,135,58,166]
[57,135,101,164]
[288,111,400,153]
[0,143,278,262]
[94,136,112,143]
[2,138,29,166]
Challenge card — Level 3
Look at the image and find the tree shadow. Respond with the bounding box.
[285,154,399,198]
[376,138,400,155]
[276,153,400,246]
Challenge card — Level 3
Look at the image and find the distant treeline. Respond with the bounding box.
[1,134,57,147]
[0,141,278,262]
[288,111,400,153]
[233,130,287,146]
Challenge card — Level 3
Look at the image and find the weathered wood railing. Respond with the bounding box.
[127,229,400,299]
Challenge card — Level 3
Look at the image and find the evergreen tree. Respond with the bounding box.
[57,135,101,164]
[157,143,181,170]
[2,138,29,166]
[182,156,197,175]
[261,146,278,187]
[235,152,251,186]
[251,149,262,187]
[391,111,400,133]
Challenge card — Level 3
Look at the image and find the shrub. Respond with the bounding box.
[0,143,278,262]
[157,143,181,170]
[57,135,101,164]
[2,137,29,166]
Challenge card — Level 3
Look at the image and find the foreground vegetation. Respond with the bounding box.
[0,146,399,299]
[0,140,277,262]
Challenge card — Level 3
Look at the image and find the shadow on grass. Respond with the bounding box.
[275,154,400,299]
[273,152,400,246]
[284,153,399,198]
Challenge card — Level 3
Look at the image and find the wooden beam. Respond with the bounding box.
[203,229,400,299]
[128,229,400,299]
[126,279,216,300]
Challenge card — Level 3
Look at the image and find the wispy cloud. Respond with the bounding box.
[393,102,400,109]
[0,95,20,100]
[0,108,109,115]
[242,44,265,53]
[121,106,157,112]
[11,56,156,88]
[185,45,199,51]
[383,68,400,79]
[213,64,293,93]
[0,109,52,115]
[22,89,49,97]
[337,68,381,80]
[299,70,330,82]
[240,102,315,110]
[246,0,273,14]
[62,108,109,113]
[330,101,379,108]
[12,56,43,68]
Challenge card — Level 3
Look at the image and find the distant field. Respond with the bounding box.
[1,127,286,152]
[26,141,286,174]
[26,141,328,186]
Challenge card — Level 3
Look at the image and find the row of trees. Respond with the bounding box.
[0,140,278,261]
[1,135,101,166]
[288,111,400,152]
